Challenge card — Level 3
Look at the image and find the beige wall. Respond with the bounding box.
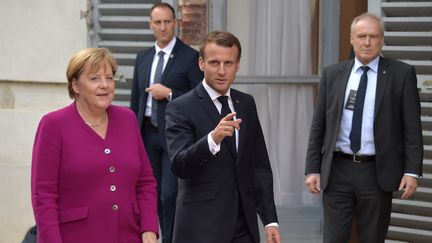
[0,0,88,82]
[0,0,87,241]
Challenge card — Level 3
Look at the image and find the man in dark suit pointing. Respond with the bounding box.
[165,31,280,243]
[305,13,423,243]
[130,3,203,243]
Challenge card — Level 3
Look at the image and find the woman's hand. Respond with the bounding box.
[142,231,157,243]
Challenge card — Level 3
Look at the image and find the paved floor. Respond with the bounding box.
[157,205,323,242]
[258,206,323,243]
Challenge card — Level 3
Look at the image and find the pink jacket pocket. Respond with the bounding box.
[58,206,88,223]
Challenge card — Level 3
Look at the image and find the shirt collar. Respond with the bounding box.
[354,55,379,73]
[155,37,177,56]
[202,80,232,102]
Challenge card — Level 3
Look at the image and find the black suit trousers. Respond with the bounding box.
[323,155,392,243]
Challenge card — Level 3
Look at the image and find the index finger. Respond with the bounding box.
[222,112,237,121]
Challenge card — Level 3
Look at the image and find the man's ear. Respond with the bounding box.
[199,57,205,71]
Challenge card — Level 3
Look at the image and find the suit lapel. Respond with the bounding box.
[195,83,221,127]
[336,60,354,121]
[231,90,244,162]
[138,48,155,91]
[161,38,181,84]
[374,57,390,119]
[195,84,238,159]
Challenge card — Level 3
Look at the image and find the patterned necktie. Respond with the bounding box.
[151,51,165,127]
[217,96,236,155]
[350,66,370,153]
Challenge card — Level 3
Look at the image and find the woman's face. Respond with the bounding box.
[72,61,115,111]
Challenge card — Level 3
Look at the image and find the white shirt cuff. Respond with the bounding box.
[207,131,220,155]
[265,222,279,228]
[404,173,419,178]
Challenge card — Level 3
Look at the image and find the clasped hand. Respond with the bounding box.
[146,83,171,100]
[211,112,242,145]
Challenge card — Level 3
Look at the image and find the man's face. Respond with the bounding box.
[199,43,240,95]
[150,7,176,48]
[350,17,384,65]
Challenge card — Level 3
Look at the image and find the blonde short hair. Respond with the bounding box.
[66,48,117,98]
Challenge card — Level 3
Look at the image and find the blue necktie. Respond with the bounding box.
[151,51,165,127]
[350,66,370,153]
[217,96,236,155]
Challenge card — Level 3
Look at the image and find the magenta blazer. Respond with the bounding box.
[31,103,159,243]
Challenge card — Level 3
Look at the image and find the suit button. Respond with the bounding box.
[112,204,118,211]
[109,166,116,173]
[234,190,239,195]
[104,148,111,154]
[110,185,116,191]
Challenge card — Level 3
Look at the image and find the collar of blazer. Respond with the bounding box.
[336,57,390,121]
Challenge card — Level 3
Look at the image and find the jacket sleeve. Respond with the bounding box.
[401,65,424,175]
[305,68,328,174]
[31,115,63,243]
[165,100,214,178]
[132,114,159,236]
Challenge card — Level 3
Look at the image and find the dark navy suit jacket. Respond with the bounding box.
[165,83,278,243]
[130,37,203,149]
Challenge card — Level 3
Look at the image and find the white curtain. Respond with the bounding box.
[235,0,319,206]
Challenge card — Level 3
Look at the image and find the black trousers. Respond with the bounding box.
[323,155,393,243]
[231,212,255,243]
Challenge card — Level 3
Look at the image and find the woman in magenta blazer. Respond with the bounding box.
[31,48,159,243]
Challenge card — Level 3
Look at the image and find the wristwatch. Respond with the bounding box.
[167,91,172,101]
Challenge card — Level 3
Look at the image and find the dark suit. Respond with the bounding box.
[305,57,423,242]
[130,37,203,243]
[165,83,278,243]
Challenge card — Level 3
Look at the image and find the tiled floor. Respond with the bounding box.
[157,205,323,243]
[258,206,323,242]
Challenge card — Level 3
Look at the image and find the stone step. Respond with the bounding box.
[420,93,432,103]
[418,75,432,92]
[99,16,150,29]
[424,145,432,160]
[400,60,432,75]
[98,40,153,54]
[101,0,159,4]
[384,31,432,46]
[381,46,432,60]
[419,173,432,188]
[113,53,137,66]
[392,198,432,217]
[112,100,130,107]
[99,3,152,16]
[117,65,134,80]
[98,29,154,42]
[423,130,432,145]
[424,159,432,174]
[421,102,432,117]
[391,212,432,231]
[114,88,131,102]
[387,225,432,243]
[385,240,409,243]
[381,2,432,17]
[421,116,432,131]
[383,17,432,31]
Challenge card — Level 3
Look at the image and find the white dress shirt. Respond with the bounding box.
[201,80,239,154]
[335,56,379,155]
